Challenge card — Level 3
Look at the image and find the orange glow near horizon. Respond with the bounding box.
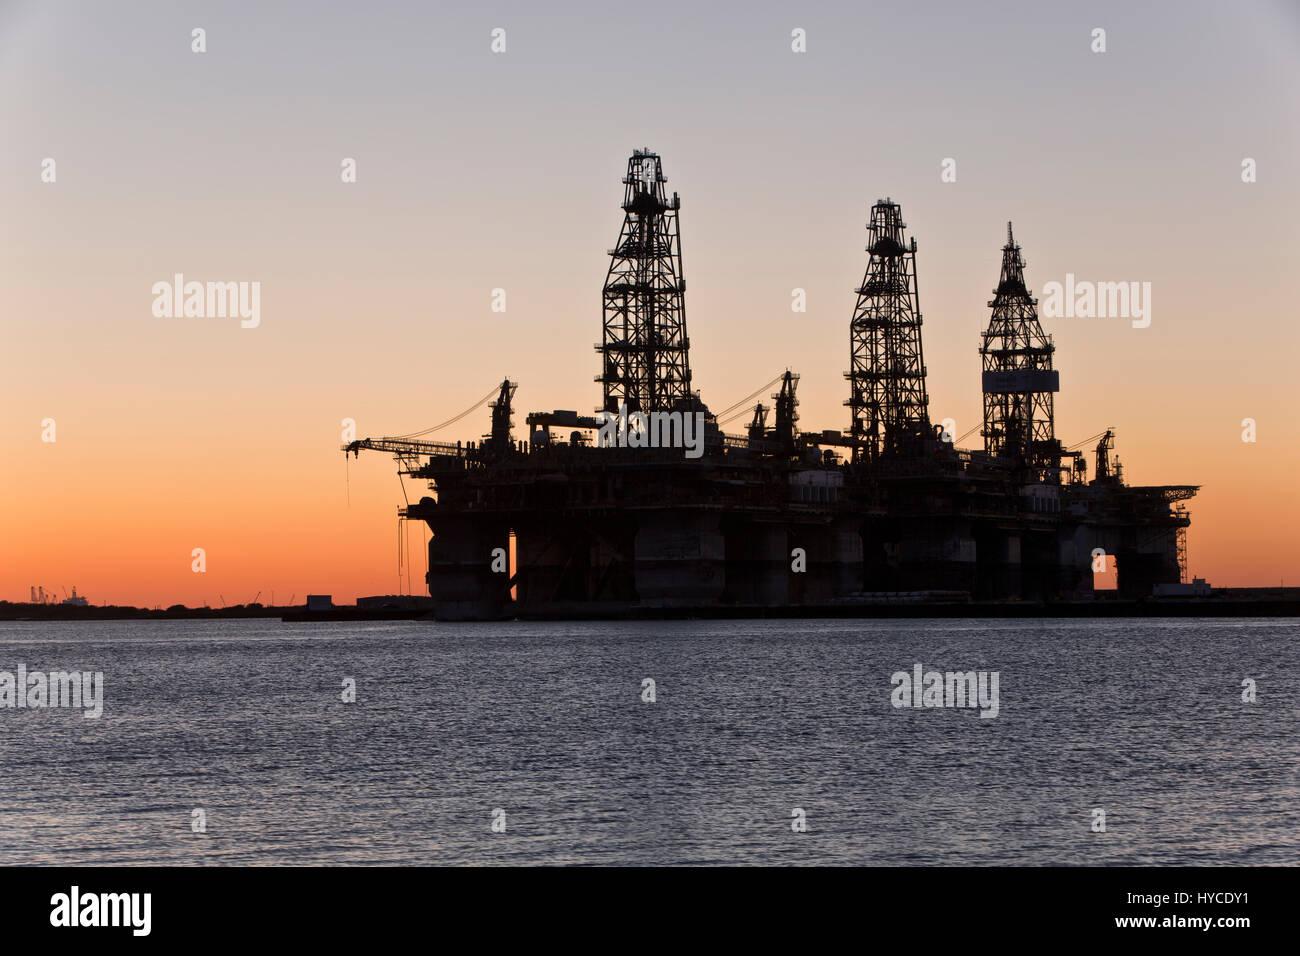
[1,2,1297,606]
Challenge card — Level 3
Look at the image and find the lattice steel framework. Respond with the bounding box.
[597,149,693,414]
[979,223,1061,482]
[845,199,930,463]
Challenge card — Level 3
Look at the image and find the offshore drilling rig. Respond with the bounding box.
[345,149,1196,620]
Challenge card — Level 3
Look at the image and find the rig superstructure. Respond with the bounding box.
[345,149,1196,620]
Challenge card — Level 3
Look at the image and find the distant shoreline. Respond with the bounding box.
[2,591,1297,622]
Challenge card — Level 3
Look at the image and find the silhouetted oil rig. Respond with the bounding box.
[346,149,1197,620]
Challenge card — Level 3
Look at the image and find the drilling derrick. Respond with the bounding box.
[845,199,930,463]
[598,149,693,415]
[979,224,1061,481]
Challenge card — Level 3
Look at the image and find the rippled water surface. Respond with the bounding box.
[0,618,1295,865]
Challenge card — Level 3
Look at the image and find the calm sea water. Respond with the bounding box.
[0,618,1294,866]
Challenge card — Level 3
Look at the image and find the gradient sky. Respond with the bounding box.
[2,0,1297,606]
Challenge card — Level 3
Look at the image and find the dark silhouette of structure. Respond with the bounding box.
[599,149,695,416]
[345,149,1197,620]
[980,224,1064,483]
[846,199,931,464]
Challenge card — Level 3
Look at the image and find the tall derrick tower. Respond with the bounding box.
[979,224,1061,481]
[845,199,931,464]
[597,149,694,414]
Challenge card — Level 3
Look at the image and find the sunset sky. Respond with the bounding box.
[2,0,1297,606]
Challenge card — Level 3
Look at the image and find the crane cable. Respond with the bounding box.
[713,372,789,426]
[1066,429,1110,451]
[391,385,500,440]
[718,404,762,427]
